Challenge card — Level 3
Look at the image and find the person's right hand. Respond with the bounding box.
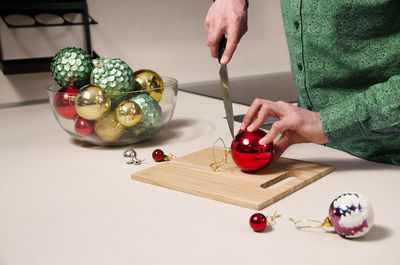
[205,0,248,64]
[241,99,329,162]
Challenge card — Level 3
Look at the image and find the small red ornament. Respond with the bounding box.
[231,129,274,172]
[74,117,94,135]
[54,86,78,119]
[250,213,267,232]
[152,149,165,162]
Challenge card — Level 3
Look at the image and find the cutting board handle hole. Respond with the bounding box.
[260,172,297,189]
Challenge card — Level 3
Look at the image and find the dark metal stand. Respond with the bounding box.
[0,0,97,75]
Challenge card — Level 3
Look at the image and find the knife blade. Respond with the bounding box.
[218,34,234,138]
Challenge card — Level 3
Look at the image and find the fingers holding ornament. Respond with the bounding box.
[242,98,274,131]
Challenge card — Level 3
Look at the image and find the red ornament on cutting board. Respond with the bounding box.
[231,129,274,172]
[54,86,78,119]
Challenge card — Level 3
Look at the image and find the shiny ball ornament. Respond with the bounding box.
[231,129,274,172]
[134,69,164,102]
[123,149,137,163]
[115,100,143,127]
[152,149,165,162]
[75,85,111,120]
[53,86,78,119]
[328,192,374,238]
[250,213,267,232]
[128,93,162,136]
[123,148,143,165]
[94,112,125,142]
[74,117,94,135]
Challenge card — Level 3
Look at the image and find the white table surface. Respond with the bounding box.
[1,91,399,265]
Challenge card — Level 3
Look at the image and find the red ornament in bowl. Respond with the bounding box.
[231,129,274,172]
[54,86,78,119]
[74,117,94,135]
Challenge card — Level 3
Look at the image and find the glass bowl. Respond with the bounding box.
[47,77,178,146]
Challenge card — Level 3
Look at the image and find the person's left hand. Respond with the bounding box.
[241,98,329,161]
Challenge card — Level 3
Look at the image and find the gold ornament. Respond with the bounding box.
[115,100,143,127]
[95,112,125,142]
[75,85,111,120]
[134,69,164,102]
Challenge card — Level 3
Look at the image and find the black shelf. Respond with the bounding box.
[0,50,99,75]
[0,0,97,75]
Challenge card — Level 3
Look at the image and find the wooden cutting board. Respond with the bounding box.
[131,147,334,210]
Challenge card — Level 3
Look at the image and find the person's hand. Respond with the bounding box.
[241,99,329,161]
[205,0,248,64]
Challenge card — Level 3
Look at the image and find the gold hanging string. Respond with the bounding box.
[163,153,177,161]
[267,210,282,225]
[209,138,232,171]
[289,217,333,230]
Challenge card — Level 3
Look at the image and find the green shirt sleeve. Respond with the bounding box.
[280,0,400,166]
[319,75,400,165]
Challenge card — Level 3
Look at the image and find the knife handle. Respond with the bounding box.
[218,34,227,64]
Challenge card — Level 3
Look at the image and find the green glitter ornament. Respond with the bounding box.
[90,57,136,95]
[128,93,162,136]
[50,47,93,88]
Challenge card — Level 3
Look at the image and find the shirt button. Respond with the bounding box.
[297,63,303,71]
[294,21,300,29]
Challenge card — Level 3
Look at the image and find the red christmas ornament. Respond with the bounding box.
[74,117,94,135]
[231,129,274,172]
[250,213,267,232]
[152,149,165,162]
[54,86,78,119]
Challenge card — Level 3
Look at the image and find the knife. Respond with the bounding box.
[218,34,235,138]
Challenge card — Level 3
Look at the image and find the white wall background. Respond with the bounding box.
[0,0,290,105]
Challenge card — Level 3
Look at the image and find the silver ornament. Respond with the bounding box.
[123,148,144,165]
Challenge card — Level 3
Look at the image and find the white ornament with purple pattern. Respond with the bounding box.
[328,192,374,238]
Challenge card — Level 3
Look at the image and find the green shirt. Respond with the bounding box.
[280,0,400,166]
